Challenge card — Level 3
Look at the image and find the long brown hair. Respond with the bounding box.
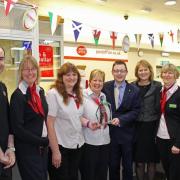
[51,62,83,105]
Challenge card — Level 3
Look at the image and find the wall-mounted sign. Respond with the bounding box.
[76,45,87,56]
[22,41,32,50]
[64,46,128,62]
[39,45,53,77]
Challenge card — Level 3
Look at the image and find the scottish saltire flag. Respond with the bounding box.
[148,33,154,48]
[72,20,83,42]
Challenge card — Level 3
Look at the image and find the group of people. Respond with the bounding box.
[0,45,180,180]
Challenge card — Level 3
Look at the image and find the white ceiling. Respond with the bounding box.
[23,0,180,25]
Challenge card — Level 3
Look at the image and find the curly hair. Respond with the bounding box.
[51,62,83,105]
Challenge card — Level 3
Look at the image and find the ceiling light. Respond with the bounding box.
[164,0,176,6]
[140,7,152,13]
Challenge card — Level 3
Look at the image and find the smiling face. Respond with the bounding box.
[161,71,176,87]
[89,74,104,96]
[112,64,127,84]
[137,65,151,82]
[21,61,38,86]
[63,71,78,90]
[161,64,179,88]
[0,48,5,74]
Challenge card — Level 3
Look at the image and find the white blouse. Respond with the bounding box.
[46,88,84,149]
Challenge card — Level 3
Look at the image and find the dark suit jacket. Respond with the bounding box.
[10,87,48,157]
[0,82,10,174]
[102,80,141,144]
[162,87,180,148]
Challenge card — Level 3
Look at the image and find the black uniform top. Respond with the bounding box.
[0,82,10,173]
[0,82,10,151]
[10,84,49,156]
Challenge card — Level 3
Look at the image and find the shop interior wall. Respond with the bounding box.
[64,48,180,85]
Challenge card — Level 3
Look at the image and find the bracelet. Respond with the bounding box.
[8,147,15,152]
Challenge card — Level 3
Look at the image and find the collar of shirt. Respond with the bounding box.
[114,80,126,89]
[18,80,40,95]
[84,87,106,100]
[161,83,178,97]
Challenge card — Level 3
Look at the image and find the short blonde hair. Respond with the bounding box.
[135,59,154,81]
[161,63,179,79]
[18,55,40,83]
[89,69,105,82]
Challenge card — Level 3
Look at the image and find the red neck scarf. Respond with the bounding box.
[160,84,174,114]
[68,94,80,109]
[91,95,108,128]
[28,83,45,117]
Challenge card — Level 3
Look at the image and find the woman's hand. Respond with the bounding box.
[52,150,61,169]
[4,149,16,169]
[171,146,180,154]
[0,147,9,166]
[88,122,101,130]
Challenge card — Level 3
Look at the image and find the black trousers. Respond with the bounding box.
[109,141,133,180]
[0,167,12,180]
[48,145,82,180]
[80,143,110,180]
[156,137,180,180]
[16,147,48,180]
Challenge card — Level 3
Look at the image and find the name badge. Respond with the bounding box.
[169,104,177,108]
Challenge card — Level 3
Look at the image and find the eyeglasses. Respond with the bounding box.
[113,69,127,74]
[23,68,37,72]
[0,57,5,61]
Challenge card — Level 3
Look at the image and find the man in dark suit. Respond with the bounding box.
[103,61,140,180]
[0,47,15,180]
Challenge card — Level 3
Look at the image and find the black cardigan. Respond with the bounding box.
[162,87,180,148]
[10,87,48,150]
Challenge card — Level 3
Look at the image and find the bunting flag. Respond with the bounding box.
[177,29,180,44]
[159,33,164,47]
[148,33,154,48]
[122,35,130,53]
[4,0,18,16]
[110,31,117,49]
[48,12,61,35]
[168,30,174,43]
[135,34,142,50]
[72,20,83,42]
[93,29,101,46]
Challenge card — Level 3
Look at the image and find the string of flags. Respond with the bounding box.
[69,19,180,51]
[1,1,180,52]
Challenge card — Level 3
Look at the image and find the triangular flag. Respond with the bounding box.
[177,29,180,44]
[110,31,117,49]
[4,0,18,16]
[93,30,101,46]
[72,20,82,42]
[135,34,142,50]
[48,12,58,35]
[168,30,174,43]
[159,33,164,47]
[148,33,154,48]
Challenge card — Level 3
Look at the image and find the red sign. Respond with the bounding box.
[76,45,87,56]
[39,45,53,77]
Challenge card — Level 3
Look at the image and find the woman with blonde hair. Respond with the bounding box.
[10,55,49,180]
[157,63,180,180]
[133,60,161,180]
[80,69,114,180]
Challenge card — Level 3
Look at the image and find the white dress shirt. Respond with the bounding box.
[82,88,110,146]
[46,88,85,149]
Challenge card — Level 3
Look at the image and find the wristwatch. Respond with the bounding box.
[8,147,15,152]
